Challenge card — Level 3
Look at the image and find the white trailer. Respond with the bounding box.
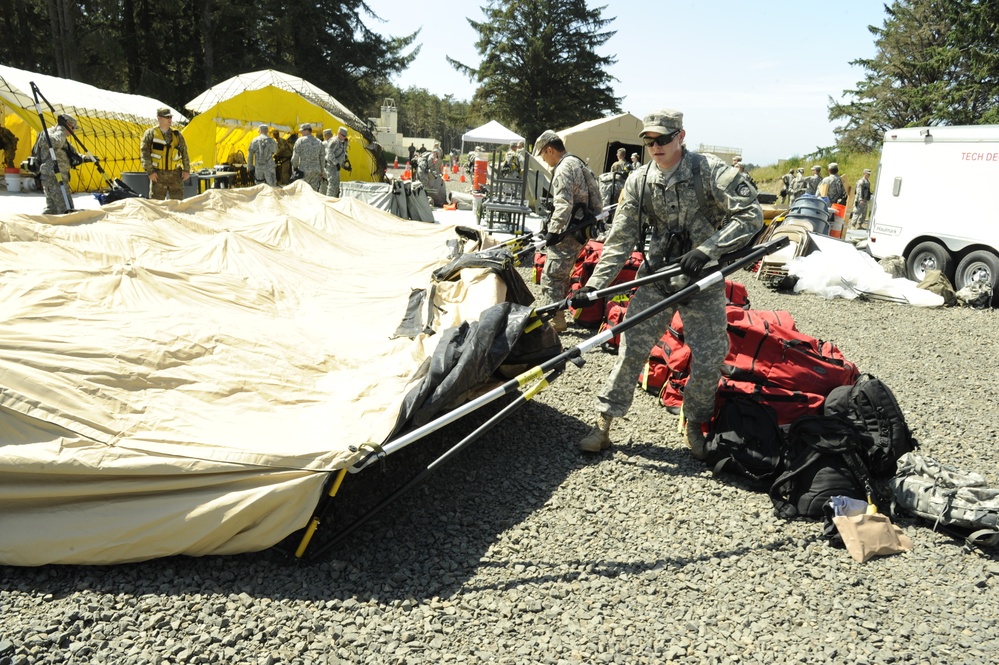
[866,125,999,296]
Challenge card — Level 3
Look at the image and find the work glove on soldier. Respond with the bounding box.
[569,285,597,308]
[679,248,710,276]
[544,232,560,248]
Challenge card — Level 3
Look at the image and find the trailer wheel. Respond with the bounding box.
[906,241,953,282]
[955,250,999,295]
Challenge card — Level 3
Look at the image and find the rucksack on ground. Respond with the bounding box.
[890,452,999,549]
[823,373,917,477]
[770,414,878,519]
[704,398,785,487]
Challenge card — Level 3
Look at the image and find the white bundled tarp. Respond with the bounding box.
[787,234,945,307]
[0,183,512,565]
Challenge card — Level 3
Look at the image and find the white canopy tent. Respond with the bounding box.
[460,120,524,154]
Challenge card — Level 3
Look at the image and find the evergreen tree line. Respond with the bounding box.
[830,0,999,152]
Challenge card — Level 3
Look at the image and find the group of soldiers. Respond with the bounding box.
[24,107,354,213]
[780,162,873,228]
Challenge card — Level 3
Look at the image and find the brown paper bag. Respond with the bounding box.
[833,513,913,563]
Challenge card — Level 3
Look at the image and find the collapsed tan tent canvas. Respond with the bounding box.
[0,64,185,191]
[0,184,544,565]
[557,113,644,174]
[183,70,380,182]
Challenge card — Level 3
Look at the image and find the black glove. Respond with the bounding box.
[544,232,560,248]
[569,285,597,308]
[679,248,710,276]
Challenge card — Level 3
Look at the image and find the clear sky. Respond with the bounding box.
[362,0,889,166]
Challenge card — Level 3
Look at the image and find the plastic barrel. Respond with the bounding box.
[5,169,21,192]
[473,158,487,191]
[785,210,830,235]
[828,217,845,238]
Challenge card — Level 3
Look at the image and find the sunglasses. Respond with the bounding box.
[643,130,681,147]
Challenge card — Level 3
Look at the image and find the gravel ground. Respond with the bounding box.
[3,261,999,665]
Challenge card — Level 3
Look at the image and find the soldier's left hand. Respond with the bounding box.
[679,249,710,276]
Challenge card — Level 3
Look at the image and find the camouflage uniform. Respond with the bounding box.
[140,125,191,200]
[789,170,807,202]
[541,152,603,306]
[804,169,822,196]
[610,157,629,175]
[820,172,847,205]
[33,124,76,214]
[587,148,763,423]
[291,128,324,191]
[851,174,872,228]
[273,133,293,185]
[324,134,347,197]
[248,133,278,186]
[1,125,18,169]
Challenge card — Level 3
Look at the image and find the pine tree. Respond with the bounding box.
[449,0,621,147]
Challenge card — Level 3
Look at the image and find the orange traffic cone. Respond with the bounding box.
[393,156,399,169]
[452,163,459,174]
[402,161,412,181]
[459,173,466,183]
[443,170,450,181]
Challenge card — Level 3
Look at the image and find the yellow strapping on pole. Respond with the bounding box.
[294,466,348,558]
[516,366,544,387]
[522,377,550,401]
[524,317,543,334]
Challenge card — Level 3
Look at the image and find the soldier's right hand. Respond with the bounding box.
[569,286,597,308]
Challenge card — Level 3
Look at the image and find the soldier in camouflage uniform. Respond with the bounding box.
[272,129,293,185]
[247,124,278,186]
[788,167,807,203]
[324,126,348,197]
[32,114,92,214]
[534,129,603,333]
[291,123,323,191]
[819,162,847,205]
[571,109,762,456]
[140,108,191,200]
[851,168,872,228]
[610,148,629,175]
[1,120,18,169]
[804,165,822,196]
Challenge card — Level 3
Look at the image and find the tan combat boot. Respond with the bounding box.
[552,309,568,333]
[685,420,707,460]
[578,414,613,452]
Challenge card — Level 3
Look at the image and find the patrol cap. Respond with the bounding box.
[864,168,872,174]
[57,114,77,128]
[811,165,821,172]
[300,123,312,132]
[157,107,172,117]
[617,147,627,154]
[258,124,270,132]
[828,162,838,169]
[640,109,683,137]
[533,129,560,156]
[323,128,333,137]
[338,126,348,137]
[631,152,638,158]
[797,167,804,173]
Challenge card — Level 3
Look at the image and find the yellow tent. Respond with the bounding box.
[183,70,382,183]
[0,65,185,191]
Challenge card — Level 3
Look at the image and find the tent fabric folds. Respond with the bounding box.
[181,70,380,183]
[0,183,533,565]
[0,64,184,192]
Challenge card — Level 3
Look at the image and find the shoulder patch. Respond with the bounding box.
[736,182,752,197]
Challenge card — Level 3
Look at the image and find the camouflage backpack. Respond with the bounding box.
[890,452,999,551]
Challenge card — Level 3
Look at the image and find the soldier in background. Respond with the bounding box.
[533,129,603,334]
[788,167,807,203]
[819,162,847,205]
[851,168,873,228]
[320,128,334,190]
[628,152,641,172]
[780,168,794,205]
[247,124,277,186]
[325,126,348,197]
[0,120,18,169]
[291,123,323,190]
[804,165,822,196]
[610,147,629,175]
[272,129,293,185]
[140,107,190,201]
[32,113,93,213]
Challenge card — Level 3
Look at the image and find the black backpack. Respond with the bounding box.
[705,398,785,487]
[770,414,878,519]
[823,373,917,477]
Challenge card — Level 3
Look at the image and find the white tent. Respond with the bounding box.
[461,120,524,153]
[0,184,543,565]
